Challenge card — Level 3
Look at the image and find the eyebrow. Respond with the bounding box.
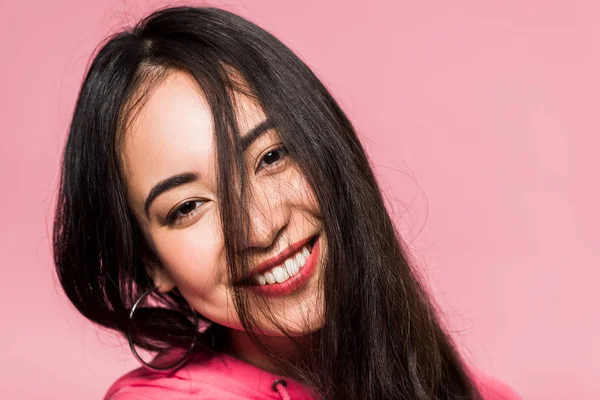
[240,119,274,151]
[143,119,274,219]
[144,172,199,219]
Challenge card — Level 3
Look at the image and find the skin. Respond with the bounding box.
[120,69,326,372]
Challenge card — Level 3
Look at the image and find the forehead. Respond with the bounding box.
[120,69,266,207]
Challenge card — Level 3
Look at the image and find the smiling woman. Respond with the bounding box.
[120,69,326,340]
[52,5,520,400]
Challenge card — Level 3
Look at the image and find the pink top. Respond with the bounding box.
[104,349,521,400]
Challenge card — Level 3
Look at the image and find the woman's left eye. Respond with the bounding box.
[257,146,288,171]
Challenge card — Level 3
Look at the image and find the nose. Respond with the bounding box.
[242,184,291,251]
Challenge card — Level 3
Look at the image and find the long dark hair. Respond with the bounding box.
[53,6,481,399]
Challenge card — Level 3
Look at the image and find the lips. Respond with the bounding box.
[235,234,318,286]
[248,235,320,297]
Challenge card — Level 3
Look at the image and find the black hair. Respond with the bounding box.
[53,5,482,399]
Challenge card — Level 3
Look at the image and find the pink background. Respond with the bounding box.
[1,0,598,398]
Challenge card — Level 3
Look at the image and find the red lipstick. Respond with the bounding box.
[244,235,321,297]
[241,235,316,283]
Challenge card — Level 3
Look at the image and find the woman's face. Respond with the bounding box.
[121,70,326,336]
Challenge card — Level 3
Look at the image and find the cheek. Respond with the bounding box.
[286,168,321,215]
[153,208,225,292]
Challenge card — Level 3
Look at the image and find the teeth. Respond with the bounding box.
[302,247,310,259]
[284,257,300,276]
[256,274,267,285]
[254,245,312,286]
[264,271,276,284]
[296,250,307,266]
[272,266,289,283]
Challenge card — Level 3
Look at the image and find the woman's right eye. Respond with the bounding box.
[166,200,205,226]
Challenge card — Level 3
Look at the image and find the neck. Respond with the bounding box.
[224,328,306,376]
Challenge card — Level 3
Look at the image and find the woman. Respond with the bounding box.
[53,5,520,400]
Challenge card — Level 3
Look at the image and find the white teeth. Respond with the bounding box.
[302,247,310,259]
[264,271,276,284]
[284,257,300,276]
[253,245,312,286]
[272,266,289,283]
[256,274,267,286]
[295,250,306,266]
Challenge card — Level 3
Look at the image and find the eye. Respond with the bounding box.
[166,200,205,226]
[257,146,288,172]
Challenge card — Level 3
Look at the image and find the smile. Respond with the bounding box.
[253,243,313,286]
[241,235,321,297]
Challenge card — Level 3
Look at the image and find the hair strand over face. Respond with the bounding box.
[54,6,482,399]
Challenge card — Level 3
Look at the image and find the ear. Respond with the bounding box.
[145,261,177,293]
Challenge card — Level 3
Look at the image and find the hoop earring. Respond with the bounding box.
[127,286,199,371]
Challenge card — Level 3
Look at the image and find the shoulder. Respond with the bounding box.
[103,367,189,400]
[472,370,522,400]
[103,348,316,400]
[103,350,244,400]
[104,367,245,400]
